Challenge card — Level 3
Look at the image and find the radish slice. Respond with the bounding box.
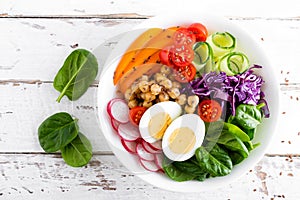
[118,122,141,141]
[148,140,162,151]
[121,139,137,154]
[107,99,118,114]
[139,158,160,172]
[142,140,162,154]
[136,143,155,161]
[154,153,164,170]
[109,98,129,123]
[110,118,120,132]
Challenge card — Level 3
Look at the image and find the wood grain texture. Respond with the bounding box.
[0,154,299,200]
[1,0,300,18]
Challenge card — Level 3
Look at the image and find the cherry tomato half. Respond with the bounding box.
[170,45,194,67]
[129,106,147,126]
[174,64,196,83]
[198,99,222,122]
[187,23,208,42]
[173,28,196,47]
[159,46,173,66]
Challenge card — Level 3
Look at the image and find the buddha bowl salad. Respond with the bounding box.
[106,23,270,182]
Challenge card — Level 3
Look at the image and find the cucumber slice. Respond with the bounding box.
[192,42,215,73]
[207,32,236,59]
[218,52,249,76]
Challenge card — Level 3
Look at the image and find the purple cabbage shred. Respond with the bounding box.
[188,65,269,117]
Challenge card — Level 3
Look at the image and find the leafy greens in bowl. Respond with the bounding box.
[97,12,279,192]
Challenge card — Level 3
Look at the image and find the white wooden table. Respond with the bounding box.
[1,1,300,199]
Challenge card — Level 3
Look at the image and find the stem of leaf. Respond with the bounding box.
[56,92,64,103]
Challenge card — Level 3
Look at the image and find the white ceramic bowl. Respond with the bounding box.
[97,13,280,192]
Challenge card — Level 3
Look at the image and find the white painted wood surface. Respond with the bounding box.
[1,0,300,199]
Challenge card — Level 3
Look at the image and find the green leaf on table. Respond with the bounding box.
[54,49,98,102]
[38,112,79,153]
[61,132,92,167]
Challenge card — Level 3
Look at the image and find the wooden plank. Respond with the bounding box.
[0,154,299,199]
[0,18,142,80]
[1,18,300,83]
[1,0,300,18]
[0,82,299,154]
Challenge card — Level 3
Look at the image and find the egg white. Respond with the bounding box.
[162,114,205,162]
[139,101,182,143]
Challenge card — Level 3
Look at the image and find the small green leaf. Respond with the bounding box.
[54,49,98,102]
[61,132,92,167]
[38,112,78,153]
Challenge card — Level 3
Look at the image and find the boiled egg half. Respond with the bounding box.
[162,114,205,162]
[139,101,182,143]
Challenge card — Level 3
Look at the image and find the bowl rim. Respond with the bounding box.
[97,12,280,192]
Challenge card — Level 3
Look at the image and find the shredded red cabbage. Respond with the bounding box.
[188,65,269,117]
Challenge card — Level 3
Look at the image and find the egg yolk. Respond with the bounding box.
[148,112,171,140]
[168,127,196,154]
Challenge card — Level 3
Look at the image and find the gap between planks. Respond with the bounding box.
[2,14,300,21]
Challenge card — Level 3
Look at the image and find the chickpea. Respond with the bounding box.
[167,88,180,99]
[144,92,156,101]
[187,95,199,107]
[185,105,196,114]
[124,88,132,100]
[140,93,145,99]
[172,81,182,89]
[176,94,187,105]
[160,79,172,89]
[150,84,162,95]
[128,99,138,108]
[158,92,170,102]
[138,81,149,93]
[161,65,171,75]
[143,101,153,108]
[155,73,167,83]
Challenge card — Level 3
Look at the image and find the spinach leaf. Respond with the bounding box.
[216,132,249,158]
[228,115,256,140]
[205,121,249,163]
[162,157,196,182]
[38,112,78,152]
[61,132,93,167]
[173,157,208,181]
[195,145,232,177]
[54,49,98,102]
[223,122,250,142]
[227,151,245,165]
[206,121,250,142]
[233,104,263,130]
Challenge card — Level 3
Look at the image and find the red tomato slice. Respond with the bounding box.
[198,99,222,122]
[173,28,196,47]
[129,106,147,126]
[159,46,173,66]
[187,23,208,42]
[170,45,194,67]
[174,64,196,83]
